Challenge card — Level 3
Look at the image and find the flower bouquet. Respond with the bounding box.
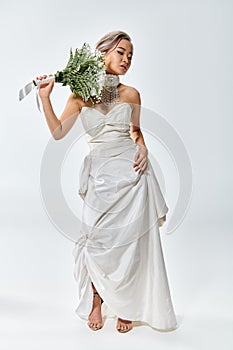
[19,42,106,105]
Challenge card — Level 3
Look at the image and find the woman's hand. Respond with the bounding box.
[133,145,148,174]
[36,74,55,99]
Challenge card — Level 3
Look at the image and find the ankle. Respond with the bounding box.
[118,317,132,322]
[93,292,103,304]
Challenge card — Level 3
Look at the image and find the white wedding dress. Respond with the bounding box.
[72,102,178,331]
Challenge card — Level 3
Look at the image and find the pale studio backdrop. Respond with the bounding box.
[0,1,232,349]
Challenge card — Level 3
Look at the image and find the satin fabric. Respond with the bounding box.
[72,102,177,331]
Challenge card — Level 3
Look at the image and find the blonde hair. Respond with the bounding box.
[95,30,133,54]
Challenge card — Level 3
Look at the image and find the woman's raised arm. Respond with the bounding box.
[37,74,82,140]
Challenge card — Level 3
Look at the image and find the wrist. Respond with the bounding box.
[40,95,51,101]
[138,144,148,152]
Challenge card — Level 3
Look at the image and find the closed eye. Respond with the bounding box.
[117,50,132,60]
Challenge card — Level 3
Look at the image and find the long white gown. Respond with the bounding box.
[72,102,178,331]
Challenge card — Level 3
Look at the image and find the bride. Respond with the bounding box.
[36,30,178,334]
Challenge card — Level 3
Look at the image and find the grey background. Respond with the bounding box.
[0,0,232,349]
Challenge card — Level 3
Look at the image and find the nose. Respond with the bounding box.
[122,55,129,64]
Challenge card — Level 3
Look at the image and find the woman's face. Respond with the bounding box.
[103,39,133,75]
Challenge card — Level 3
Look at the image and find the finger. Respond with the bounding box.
[136,161,147,173]
[133,162,141,170]
[139,164,147,174]
[134,151,141,162]
[141,164,147,172]
[142,161,148,171]
[134,155,142,165]
[141,160,147,169]
[135,157,144,167]
[38,75,46,80]
[39,75,47,80]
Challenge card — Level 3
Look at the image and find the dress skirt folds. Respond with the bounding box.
[72,102,178,331]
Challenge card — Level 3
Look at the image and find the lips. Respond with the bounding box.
[120,65,127,71]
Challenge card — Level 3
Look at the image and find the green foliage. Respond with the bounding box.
[54,43,106,104]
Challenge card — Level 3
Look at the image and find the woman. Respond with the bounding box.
[37,31,178,333]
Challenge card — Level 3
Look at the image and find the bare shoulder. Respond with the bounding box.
[68,92,105,109]
[67,92,86,109]
[119,84,141,105]
[59,93,86,124]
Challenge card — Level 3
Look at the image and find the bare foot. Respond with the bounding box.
[116,318,133,333]
[87,292,103,330]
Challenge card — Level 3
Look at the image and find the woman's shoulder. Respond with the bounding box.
[67,92,92,109]
[119,83,141,105]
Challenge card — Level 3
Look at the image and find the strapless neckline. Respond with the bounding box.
[83,102,132,117]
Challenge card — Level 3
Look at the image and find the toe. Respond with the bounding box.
[116,318,132,332]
